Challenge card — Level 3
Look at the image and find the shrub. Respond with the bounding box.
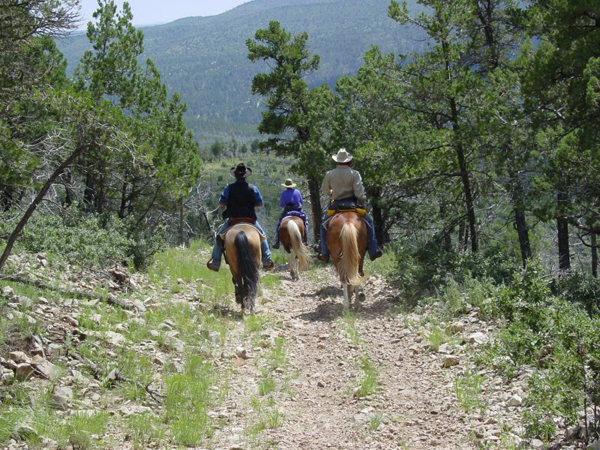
[0,208,131,268]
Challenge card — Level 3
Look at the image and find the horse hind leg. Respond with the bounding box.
[342,282,352,309]
[288,251,298,281]
[354,285,365,310]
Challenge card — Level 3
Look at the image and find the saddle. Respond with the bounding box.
[219,219,265,242]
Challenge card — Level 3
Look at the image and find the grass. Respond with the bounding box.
[454,369,485,413]
[355,356,380,398]
[369,412,385,431]
[124,412,166,450]
[426,326,447,352]
[165,355,220,446]
[339,309,361,346]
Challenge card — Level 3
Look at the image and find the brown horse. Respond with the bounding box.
[223,224,262,314]
[278,216,311,281]
[326,212,368,309]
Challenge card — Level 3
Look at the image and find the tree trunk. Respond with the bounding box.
[455,144,477,253]
[308,178,322,246]
[510,171,532,268]
[592,232,598,278]
[83,171,95,211]
[0,146,85,271]
[369,187,387,245]
[119,181,128,219]
[557,191,571,273]
[449,94,477,253]
[179,198,185,247]
[458,219,467,252]
[0,185,15,211]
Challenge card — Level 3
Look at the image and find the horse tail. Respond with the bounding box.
[235,231,260,309]
[339,222,364,286]
[287,219,311,271]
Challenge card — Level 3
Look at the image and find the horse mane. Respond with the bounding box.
[234,231,260,310]
[287,219,311,271]
[338,221,364,286]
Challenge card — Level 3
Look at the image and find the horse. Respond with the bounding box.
[325,212,368,309]
[278,215,311,281]
[223,223,262,314]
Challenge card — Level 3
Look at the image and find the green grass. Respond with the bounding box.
[124,412,166,450]
[339,309,361,346]
[426,326,447,352]
[454,369,485,413]
[369,412,385,431]
[165,355,220,446]
[355,356,379,398]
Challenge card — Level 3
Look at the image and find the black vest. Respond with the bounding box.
[222,181,258,220]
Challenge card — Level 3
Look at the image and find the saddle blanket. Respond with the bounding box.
[283,210,307,221]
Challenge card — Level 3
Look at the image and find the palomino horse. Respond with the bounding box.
[223,224,262,313]
[278,216,311,281]
[326,212,368,309]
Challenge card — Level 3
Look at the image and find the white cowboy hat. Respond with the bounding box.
[281,178,297,188]
[332,148,353,163]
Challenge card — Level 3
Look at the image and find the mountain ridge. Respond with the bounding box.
[57,0,424,142]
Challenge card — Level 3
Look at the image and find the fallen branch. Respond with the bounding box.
[0,273,133,310]
[71,353,165,403]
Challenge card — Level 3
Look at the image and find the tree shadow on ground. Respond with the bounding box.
[295,284,414,323]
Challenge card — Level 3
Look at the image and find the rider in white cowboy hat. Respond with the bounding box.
[207,163,274,272]
[272,178,308,249]
[318,148,382,262]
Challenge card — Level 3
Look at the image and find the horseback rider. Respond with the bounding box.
[207,163,274,272]
[272,178,309,249]
[318,148,382,262]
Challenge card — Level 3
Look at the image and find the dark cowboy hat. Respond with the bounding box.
[230,163,252,178]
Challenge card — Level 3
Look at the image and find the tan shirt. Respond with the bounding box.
[321,165,366,204]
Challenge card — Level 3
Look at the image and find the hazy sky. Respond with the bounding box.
[77,0,250,28]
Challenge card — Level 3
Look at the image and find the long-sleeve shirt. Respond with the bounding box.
[280,189,303,207]
[321,165,366,204]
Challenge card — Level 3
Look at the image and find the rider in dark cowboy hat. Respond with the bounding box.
[272,178,308,249]
[207,163,274,272]
[318,148,382,262]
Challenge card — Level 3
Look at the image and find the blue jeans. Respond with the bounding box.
[319,203,378,257]
[211,221,271,266]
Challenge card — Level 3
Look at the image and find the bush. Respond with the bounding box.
[0,209,132,268]
[552,272,600,316]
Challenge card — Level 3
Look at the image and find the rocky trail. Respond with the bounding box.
[208,264,527,450]
[0,251,530,449]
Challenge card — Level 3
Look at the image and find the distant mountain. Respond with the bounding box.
[57,0,424,143]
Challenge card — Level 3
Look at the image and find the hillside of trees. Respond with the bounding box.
[56,0,426,142]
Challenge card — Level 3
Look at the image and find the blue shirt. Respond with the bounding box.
[220,180,264,206]
[280,189,303,207]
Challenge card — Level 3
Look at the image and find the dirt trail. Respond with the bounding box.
[212,265,475,450]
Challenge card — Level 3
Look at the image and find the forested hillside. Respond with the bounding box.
[57,0,425,142]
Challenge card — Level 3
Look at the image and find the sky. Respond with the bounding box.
[76,0,250,28]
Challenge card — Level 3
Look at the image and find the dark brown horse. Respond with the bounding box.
[326,212,368,308]
[278,216,311,281]
[223,224,262,313]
